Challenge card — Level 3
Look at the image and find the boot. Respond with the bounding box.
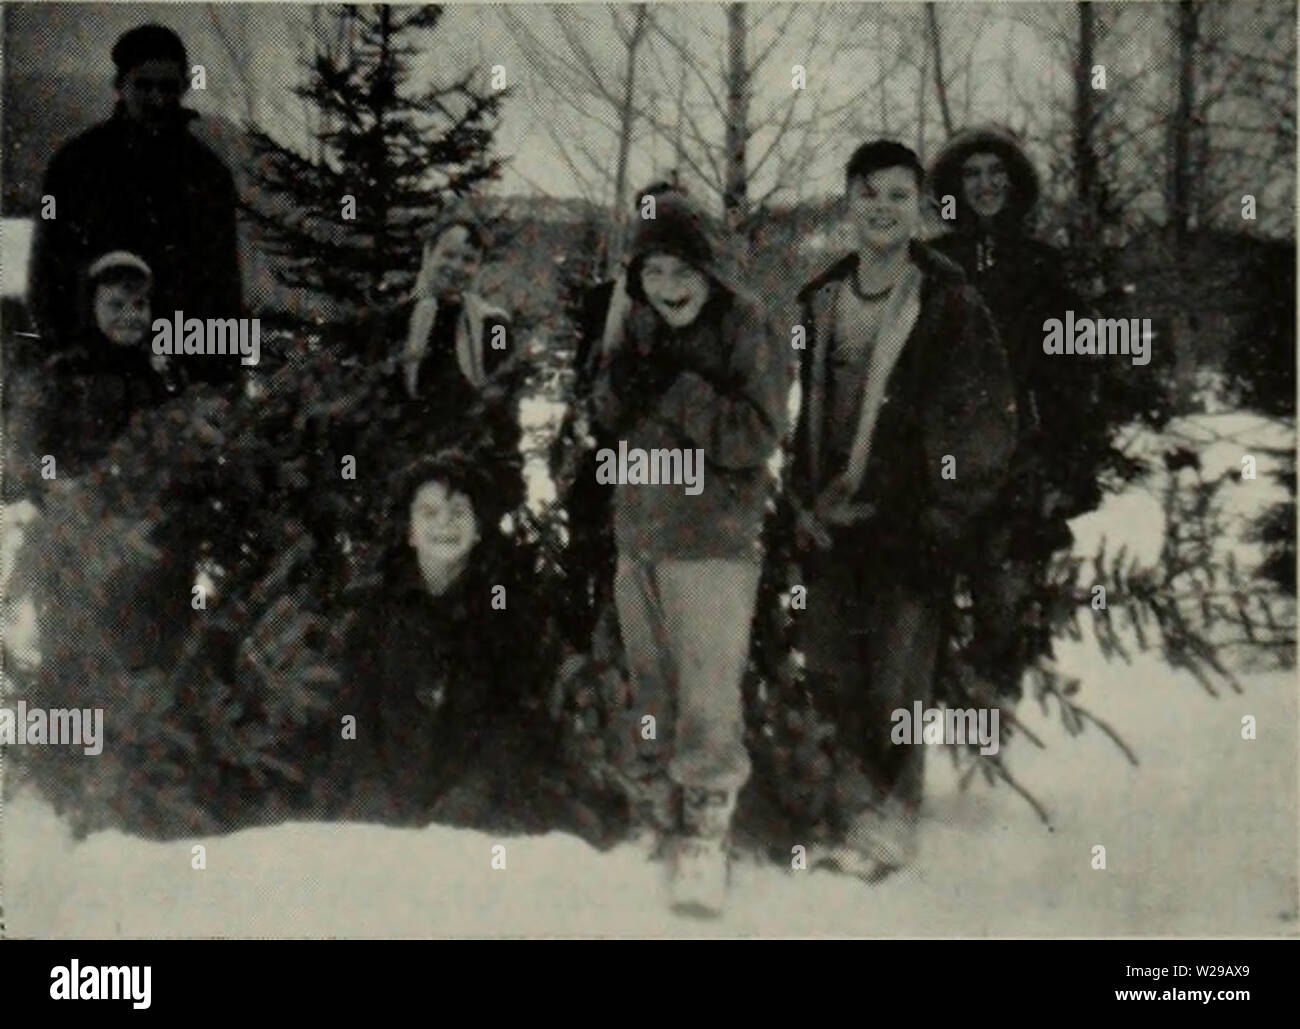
[670,786,737,917]
[814,798,919,883]
[611,764,677,854]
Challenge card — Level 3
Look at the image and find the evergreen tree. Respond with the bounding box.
[244,4,505,317]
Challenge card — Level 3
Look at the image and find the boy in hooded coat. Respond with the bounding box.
[927,126,1104,698]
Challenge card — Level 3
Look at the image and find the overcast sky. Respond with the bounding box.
[4,2,1064,202]
[5,1,1291,232]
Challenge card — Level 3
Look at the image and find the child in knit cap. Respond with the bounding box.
[35,251,174,482]
[589,191,787,916]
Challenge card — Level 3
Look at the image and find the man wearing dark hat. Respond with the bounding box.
[927,126,1104,699]
[29,24,242,386]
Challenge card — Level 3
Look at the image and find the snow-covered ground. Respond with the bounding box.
[2,411,1295,937]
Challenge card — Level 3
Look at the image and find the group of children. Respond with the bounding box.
[556,132,1093,914]
[21,125,1093,919]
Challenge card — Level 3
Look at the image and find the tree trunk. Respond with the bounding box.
[1171,0,1199,252]
[917,45,929,163]
[926,3,955,139]
[877,20,891,133]
[606,4,649,276]
[1073,2,1099,254]
[723,3,750,230]
[673,59,688,175]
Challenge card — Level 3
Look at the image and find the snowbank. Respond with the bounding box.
[3,413,1295,937]
[4,649,1293,937]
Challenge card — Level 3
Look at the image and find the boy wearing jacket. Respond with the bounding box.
[589,192,786,915]
[35,251,175,482]
[791,141,1016,880]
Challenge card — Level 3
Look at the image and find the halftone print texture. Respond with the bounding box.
[0,1,1294,938]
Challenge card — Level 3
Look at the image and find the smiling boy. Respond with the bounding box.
[791,141,1016,880]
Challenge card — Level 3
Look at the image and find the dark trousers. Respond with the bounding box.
[554,439,617,651]
[801,547,950,818]
[965,515,1063,697]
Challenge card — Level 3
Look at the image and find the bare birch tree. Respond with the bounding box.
[499,3,650,274]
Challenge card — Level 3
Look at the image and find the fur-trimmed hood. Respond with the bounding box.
[927,124,1041,234]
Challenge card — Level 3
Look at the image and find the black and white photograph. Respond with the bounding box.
[0,0,1295,941]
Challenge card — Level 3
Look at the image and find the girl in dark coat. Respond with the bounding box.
[927,125,1105,696]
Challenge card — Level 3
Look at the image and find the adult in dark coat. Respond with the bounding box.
[791,141,1016,879]
[28,24,241,386]
[927,125,1105,695]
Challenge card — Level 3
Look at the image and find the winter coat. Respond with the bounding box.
[928,125,1104,550]
[791,241,1017,581]
[34,334,175,481]
[589,194,788,562]
[29,105,242,385]
[334,538,553,820]
[359,293,526,522]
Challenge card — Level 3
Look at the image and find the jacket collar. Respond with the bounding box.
[798,239,965,302]
[109,102,201,139]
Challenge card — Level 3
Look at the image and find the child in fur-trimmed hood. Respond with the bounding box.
[928,125,1106,700]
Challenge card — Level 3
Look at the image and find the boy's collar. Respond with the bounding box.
[799,239,963,300]
[111,101,201,136]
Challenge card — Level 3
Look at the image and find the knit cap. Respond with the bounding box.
[111,24,188,82]
[625,192,740,301]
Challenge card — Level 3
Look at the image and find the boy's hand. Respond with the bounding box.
[795,506,832,552]
[814,476,875,527]
[608,346,680,412]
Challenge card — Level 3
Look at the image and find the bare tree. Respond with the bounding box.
[644,3,905,232]
[1170,0,1199,251]
[926,3,955,139]
[722,3,750,228]
[499,3,650,274]
[1073,1,1102,253]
